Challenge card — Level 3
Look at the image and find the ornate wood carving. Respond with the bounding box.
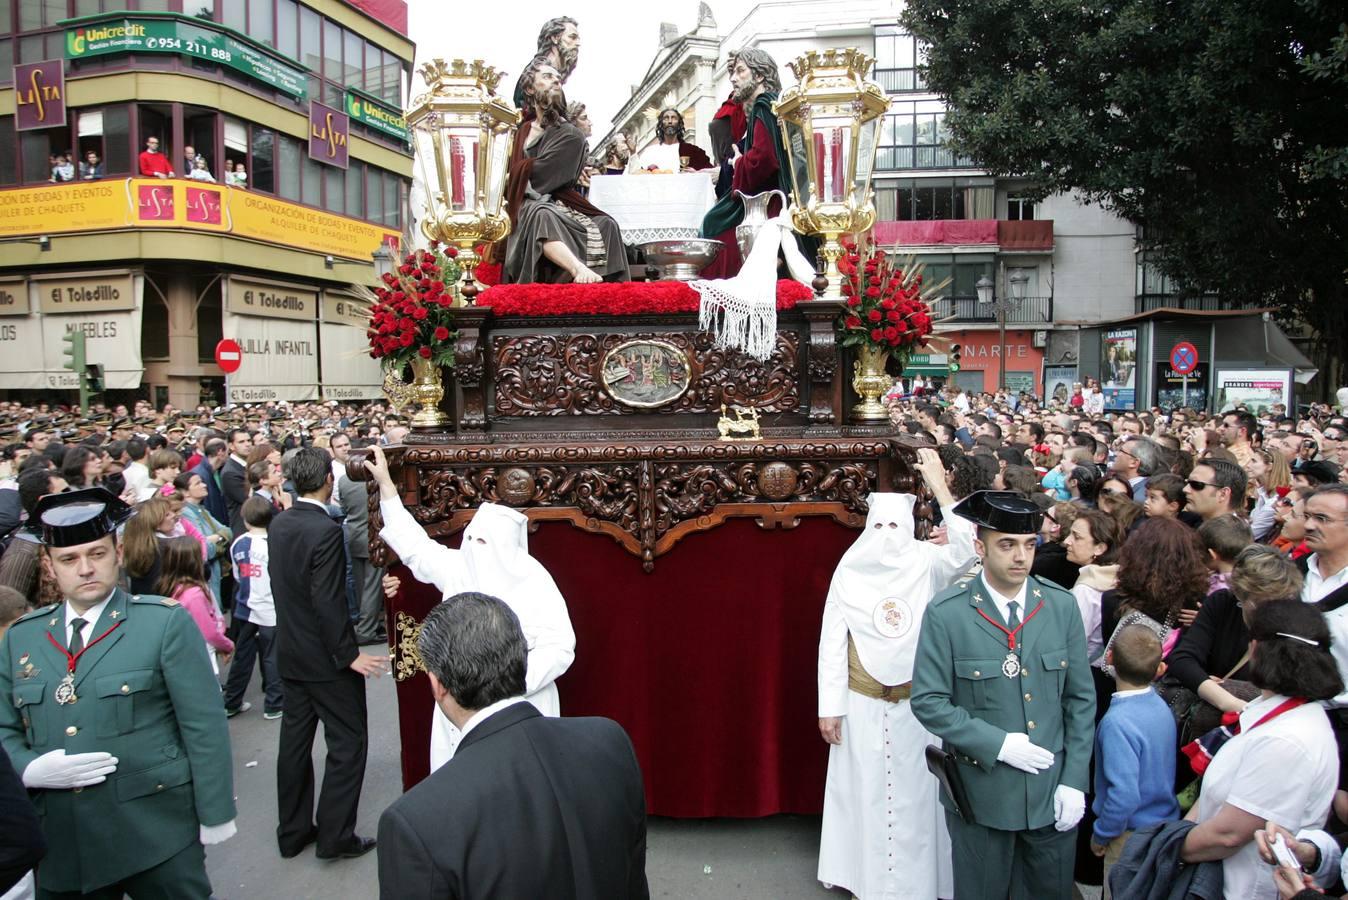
[801,300,845,431]
[449,307,489,433]
[491,331,801,417]
[365,438,916,572]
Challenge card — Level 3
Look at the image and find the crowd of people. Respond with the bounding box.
[0,369,1347,898]
[811,381,1348,900]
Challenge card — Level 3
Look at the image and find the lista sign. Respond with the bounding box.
[14,60,65,132]
[309,101,350,170]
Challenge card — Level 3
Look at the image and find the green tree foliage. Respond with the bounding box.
[901,0,1348,368]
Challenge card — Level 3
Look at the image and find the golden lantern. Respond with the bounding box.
[773,49,890,300]
[406,59,521,298]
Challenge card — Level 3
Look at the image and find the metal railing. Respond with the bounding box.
[875,68,927,92]
[1135,294,1248,313]
[929,295,1054,324]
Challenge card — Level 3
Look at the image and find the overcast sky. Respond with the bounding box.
[407,1,760,132]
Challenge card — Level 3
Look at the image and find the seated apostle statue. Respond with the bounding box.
[503,63,629,285]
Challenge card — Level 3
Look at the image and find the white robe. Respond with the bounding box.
[379,498,576,770]
[817,492,976,900]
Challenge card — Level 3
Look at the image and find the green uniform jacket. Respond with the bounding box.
[0,588,235,893]
[911,574,1095,832]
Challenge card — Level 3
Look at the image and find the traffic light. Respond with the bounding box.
[60,331,91,410]
[85,363,105,395]
[61,330,86,373]
[948,343,962,373]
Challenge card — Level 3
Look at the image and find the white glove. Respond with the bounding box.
[199,820,237,845]
[1053,785,1086,832]
[21,750,118,789]
[996,733,1055,774]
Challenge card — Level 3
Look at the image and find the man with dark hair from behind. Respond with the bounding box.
[0,467,68,606]
[378,592,648,899]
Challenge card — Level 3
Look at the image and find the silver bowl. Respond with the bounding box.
[639,239,723,281]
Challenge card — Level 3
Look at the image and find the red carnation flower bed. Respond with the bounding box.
[475,279,813,316]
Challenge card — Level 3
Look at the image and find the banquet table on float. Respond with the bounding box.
[587,172,717,245]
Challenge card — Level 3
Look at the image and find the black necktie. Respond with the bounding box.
[68,617,87,656]
[1007,601,1021,632]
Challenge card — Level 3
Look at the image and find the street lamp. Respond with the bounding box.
[372,245,395,280]
[977,271,1029,391]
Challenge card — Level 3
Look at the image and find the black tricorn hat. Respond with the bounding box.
[31,487,134,547]
[953,490,1043,535]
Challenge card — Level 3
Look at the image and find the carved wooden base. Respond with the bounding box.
[364,436,932,573]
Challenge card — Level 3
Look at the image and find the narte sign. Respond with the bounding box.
[215,338,242,374]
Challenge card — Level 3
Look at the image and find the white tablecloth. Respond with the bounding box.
[588,172,716,244]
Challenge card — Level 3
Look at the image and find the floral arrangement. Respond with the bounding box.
[837,237,942,365]
[365,240,461,370]
[476,279,811,316]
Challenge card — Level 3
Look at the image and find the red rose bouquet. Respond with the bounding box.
[365,240,461,370]
[836,237,942,367]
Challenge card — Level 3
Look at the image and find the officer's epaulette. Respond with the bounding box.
[1027,575,1074,603]
[931,565,983,606]
[13,603,60,625]
[129,593,177,607]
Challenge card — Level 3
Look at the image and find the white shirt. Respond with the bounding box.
[295,496,328,512]
[979,573,1029,630]
[122,460,150,497]
[1195,693,1338,900]
[64,592,115,650]
[458,696,531,739]
[329,459,347,505]
[1303,554,1348,707]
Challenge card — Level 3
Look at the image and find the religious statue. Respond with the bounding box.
[603,134,632,174]
[636,108,713,172]
[513,16,580,112]
[502,62,629,285]
[708,51,746,197]
[699,47,807,279]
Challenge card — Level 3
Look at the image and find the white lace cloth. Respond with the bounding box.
[692,215,815,361]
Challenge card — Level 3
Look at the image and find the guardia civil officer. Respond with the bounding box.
[911,490,1095,900]
[0,488,236,898]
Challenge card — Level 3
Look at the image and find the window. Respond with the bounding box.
[323,166,344,214]
[275,0,298,60]
[221,0,246,32]
[0,117,15,186]
[302,157,322,206]
[277,134,301,200]
[364,40,381,96]
[248,0,273,45]
[366,167,383,222]
[1007,196,1037,220]
[345,161,364,218]
[877,101,973,171]
[383,172,398,228]
[874,26,925,92]
[250,126,274,193]
[322,20,341,83]
[344,30,362,89]
[299,5,320,73]
[383,49,403,106]
[137,0,171,10]
[20,0,68,31]
[0,40,11,83]
[103,104,131,175]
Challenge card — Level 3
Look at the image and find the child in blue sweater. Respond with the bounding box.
[1091,623,1181,898]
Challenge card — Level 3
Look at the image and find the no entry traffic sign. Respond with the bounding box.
[215,338,243,374]
[1170,341,1198,375]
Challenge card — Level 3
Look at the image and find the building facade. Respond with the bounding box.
[0,0,413,409]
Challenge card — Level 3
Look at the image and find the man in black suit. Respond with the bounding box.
[190,436,230,526]
[270,447,389,860]
[377,592,648,899]
[220,427,252,537]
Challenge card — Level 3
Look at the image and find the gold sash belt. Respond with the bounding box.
[847,634,911,702]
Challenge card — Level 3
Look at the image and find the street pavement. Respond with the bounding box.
[207,672,1103,899]
[207,669,838,899]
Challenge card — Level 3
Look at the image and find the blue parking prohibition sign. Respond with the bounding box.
[1170,342,1198,375]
